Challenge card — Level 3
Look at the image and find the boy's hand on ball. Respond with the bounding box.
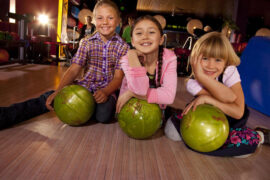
[93,89,108,103]
[46,92,57,111]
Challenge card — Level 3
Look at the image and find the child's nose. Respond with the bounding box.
[142,33,148,39]
[102,18,108,24]
[207,61,215,68]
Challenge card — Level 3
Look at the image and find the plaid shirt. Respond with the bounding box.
[72,32,129,92]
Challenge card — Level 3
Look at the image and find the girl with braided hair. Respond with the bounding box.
[116,15,177,118]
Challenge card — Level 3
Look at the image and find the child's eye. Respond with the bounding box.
[215,58,223,62]
[149,31,156,34]
[135,32,142,35]
[202,57,208,60]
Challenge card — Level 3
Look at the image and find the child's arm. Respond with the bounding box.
[117,58,176,112]
[125,49,177,104]
[94,69,124,103]
[119,49,177,107]
[183,82,245,119]
[146,59,177,104]
[122,50,149,96]
[191,55,237,103]
[116,90,147,113]
[46,63,83,110]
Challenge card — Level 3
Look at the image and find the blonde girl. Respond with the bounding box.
[165,32,267,157]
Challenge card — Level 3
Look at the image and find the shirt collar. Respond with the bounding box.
[89,32,122,42]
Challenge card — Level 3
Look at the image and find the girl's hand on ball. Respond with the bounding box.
[116,90,133,113]
[182,95,212,116]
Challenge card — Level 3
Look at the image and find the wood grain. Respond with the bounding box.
[0,64,270,180]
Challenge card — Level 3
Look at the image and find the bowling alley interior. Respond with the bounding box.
[0,0,270,179]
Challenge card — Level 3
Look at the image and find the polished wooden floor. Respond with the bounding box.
[0,63,270,180]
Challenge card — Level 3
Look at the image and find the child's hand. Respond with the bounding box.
[46,92,58,111]
[191,54,205,79]
[135,50,146,65]
[182,95,212,116]
[116,90,133,113]
[93,89,108,103]
[127,49,146,66]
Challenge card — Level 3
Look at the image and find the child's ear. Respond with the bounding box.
[159,35,165,45]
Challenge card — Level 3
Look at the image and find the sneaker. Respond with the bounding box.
[255,127,270,145]
[164,114,182,141]
[256,131,264,146]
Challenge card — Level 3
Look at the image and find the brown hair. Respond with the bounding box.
[131,15,164,87]
[93,0,121,18]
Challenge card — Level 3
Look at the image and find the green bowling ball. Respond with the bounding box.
[118,98,162,139]
[54,85,95,126]
[180,104,229,152]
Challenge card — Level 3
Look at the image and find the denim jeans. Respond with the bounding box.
[94,95,116,123]
[0,90,116,129]
[0,90,54,130]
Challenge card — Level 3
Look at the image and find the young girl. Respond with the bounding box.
[0,0,129,129]
[116,15,177,117]
[165,31,269,157]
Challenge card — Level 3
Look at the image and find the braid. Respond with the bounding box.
[157,45,163,87]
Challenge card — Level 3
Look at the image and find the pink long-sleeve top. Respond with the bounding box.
[119,48,177,109]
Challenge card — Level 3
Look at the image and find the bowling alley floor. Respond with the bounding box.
[0,63,270,179]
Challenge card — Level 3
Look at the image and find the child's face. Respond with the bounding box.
[86,16,92,24]
[94,5,119,41]
[131,19,164,54]
[200,56,226,79]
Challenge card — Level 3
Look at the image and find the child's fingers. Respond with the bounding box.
[182,108,189,116]
[193,54,202,64]
[46,103,54,111]
[94,94,102,103]
[192,103,198,112]
[116,101,123,113]
[116,103,121,114]
[96,96,107,103]
[182,103,193,116]
[46,94,55,111]
[93,90,107,103]
[198,54,203,60]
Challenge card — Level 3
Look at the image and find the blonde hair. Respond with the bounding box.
[93,0,120,18]
[190,31,240,66]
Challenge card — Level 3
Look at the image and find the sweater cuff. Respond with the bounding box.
[127,66,146,76]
